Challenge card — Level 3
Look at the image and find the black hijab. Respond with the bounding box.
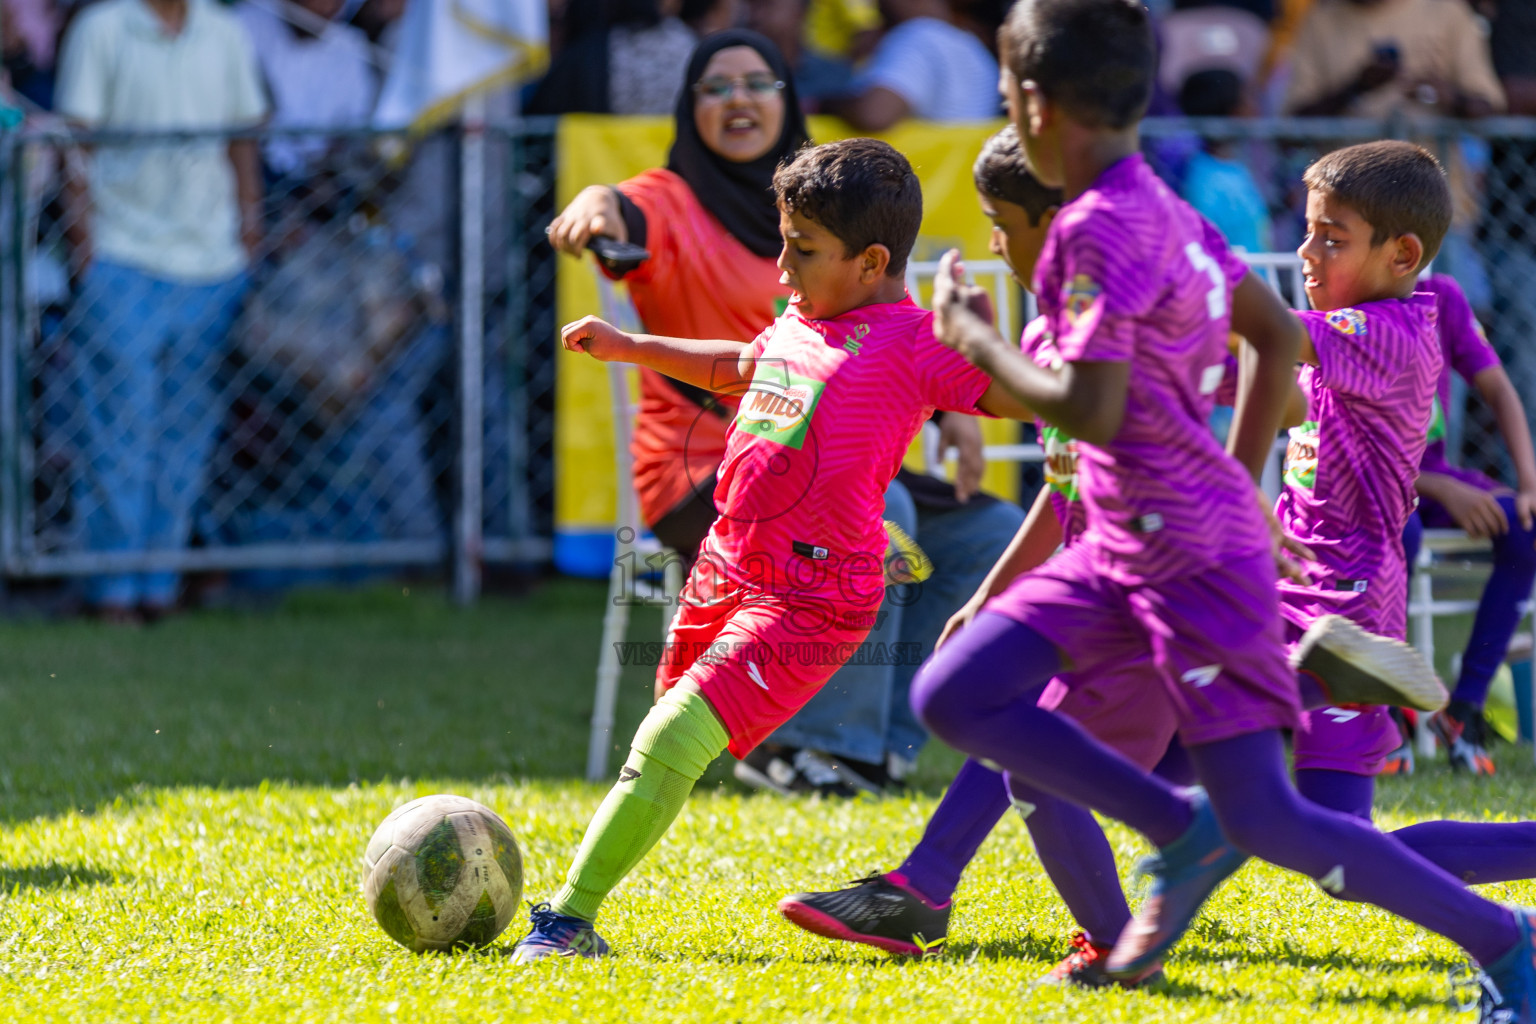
[666,30,810,258]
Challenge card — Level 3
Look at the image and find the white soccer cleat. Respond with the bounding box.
[1291,614,1448,712]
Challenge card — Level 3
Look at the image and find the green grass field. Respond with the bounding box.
[1,580,1532,1022]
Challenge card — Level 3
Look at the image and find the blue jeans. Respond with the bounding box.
[73,261,246,608]
[769,478,1025,764]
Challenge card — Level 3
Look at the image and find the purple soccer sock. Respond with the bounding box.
[893,758,1011,906]
[1453,494,1536,708]
[1298,767,1536,885]
[910,611,1193,848]
[1192,732,1521,965]
[1007,773,1132,945]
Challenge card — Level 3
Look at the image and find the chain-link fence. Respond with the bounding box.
[0,120,558,605]
[1140,116,1536,485]
[3,115,1535,606]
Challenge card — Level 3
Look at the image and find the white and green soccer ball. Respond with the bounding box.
[362,794,523,952]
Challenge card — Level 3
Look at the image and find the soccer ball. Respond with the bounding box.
[362,794,523,952]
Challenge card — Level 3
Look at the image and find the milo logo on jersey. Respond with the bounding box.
[1284,420,1319,490]
[1041,424,1080,501]
[1426,395,1446,444]
[736,369,825,450]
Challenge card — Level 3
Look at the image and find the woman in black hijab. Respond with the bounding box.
[546,30,808,559]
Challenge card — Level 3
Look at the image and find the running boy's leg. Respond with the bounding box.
[1109,555,1524,975]
[1187,732,1519,968]
[513,577,873,962]
[1296,768,1536,885]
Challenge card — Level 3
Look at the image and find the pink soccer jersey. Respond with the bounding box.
[1418,274,1501,474]
[1032,154,1265,585]
[700,295,993,612]
[1275,293,1442,638]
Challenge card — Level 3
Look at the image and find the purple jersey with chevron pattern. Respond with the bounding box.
[1275,293,1442,640]
[1419,274,1500,475]
[1033,155,1264,585]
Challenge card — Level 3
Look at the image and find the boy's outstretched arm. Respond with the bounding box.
[1227,271,1306,482]
[562,316,752,393]
[933,251,1128,444]
[1472,364,1536,529]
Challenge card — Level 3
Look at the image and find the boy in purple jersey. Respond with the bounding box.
[1281,143,1536,888]
[780,127,1186,981]
[910,1,1536,1015]
[782,126,1536,990]
[1401,274,1536,775]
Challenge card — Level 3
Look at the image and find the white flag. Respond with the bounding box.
[373,0,548,130]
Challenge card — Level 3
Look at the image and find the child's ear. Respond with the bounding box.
[1388,232,1425,279]
[1022,81,1052,137]
[861,243,892,282]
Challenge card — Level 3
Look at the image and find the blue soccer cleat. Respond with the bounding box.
[1473,908,1536,1023]
[1105,789,1247,980]
[509,902,610,964]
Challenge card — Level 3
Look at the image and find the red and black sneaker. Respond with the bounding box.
[1431,701,1497,776]
[1380,707,1415,776]
[779,872,949,956]
[1038,931,1165,989]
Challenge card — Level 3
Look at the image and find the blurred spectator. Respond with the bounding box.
[348,0,406,44]
[950,0,1010,53]
[1282,0,1504,118]
[1160,7,1273,251]
[1477,0,1536,439]
[824,0,999,131]
[1176,71,1273,251]
[55,0,268,621]
[681,0,740,35]
[238,0,378,176]
[1169,0,1275,20]
[3,0,61,107]
[745,0,853,110]
[526,0,698,115]
[1478,0,1536,115]
[804,0,880,61]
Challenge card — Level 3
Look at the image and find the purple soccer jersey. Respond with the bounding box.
[1276,293,1442,642]
[1032,155,1269,585]
[1419,274,1501,475]
[987,156,1300,748]
[1278,294,1442,777]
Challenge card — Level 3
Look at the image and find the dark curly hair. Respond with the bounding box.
[1303,141,1451,269]
[772,138,923,278]
[973,125,1063,224]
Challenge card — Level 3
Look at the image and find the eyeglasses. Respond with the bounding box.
[693,74,785,102]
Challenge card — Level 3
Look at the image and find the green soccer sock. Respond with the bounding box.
[550,688,729,923]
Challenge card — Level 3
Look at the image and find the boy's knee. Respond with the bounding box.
[909,659,967,741]
[631,687,730,779]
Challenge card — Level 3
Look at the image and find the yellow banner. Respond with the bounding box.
[553,115,1021,572]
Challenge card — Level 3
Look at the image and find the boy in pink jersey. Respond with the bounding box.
[511,138,1034,963]
[1403,274,1536,775]
[909,1,1536,1014]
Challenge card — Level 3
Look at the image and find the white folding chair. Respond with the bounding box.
[585,273,684,781]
